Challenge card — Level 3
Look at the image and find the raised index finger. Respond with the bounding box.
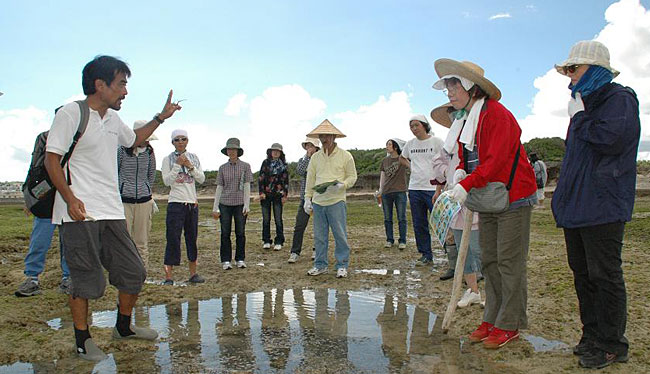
[166,89,174,105]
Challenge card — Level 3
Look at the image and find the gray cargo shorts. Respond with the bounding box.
[60,220,146,299]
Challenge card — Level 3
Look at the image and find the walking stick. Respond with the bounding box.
[442,208,474,333]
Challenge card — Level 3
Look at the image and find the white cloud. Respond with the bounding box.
[64,94,86,104]
[519,0,650,144]
[526,5,538,12]
[0,106,51,181]
[489,13,512,20]
[333,91,416,151]
[224,93,247,116]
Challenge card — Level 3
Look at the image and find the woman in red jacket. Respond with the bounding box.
[432,59,537,349]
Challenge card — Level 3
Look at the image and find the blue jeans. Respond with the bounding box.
[261,194,284,245]
[451,229,482,274]
[313,201,349,270]
[382,191,407,244]
[219,204,247,262]
[24,217,69,279]
[408,190,435,260]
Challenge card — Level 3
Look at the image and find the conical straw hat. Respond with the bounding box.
[306,119,346,138]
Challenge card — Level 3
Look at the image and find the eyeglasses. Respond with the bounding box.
[442,78,462,96]
[563,64,582,74]
[173,137,187,142]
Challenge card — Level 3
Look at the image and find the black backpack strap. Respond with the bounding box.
[506,143,521,190]
[62,100,90,184]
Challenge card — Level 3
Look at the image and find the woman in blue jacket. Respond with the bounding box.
[552,40,640,369]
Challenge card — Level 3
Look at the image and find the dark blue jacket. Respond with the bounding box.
[552,82,640,228]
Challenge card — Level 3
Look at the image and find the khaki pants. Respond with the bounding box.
[479,206,532,331]
[123,200,154,268]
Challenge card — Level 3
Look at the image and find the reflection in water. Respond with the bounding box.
[3,289,528,373]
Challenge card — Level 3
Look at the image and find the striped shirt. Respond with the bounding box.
[217,159,253,206]
[117,146,156,203]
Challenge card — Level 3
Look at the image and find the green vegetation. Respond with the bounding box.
[523,137,566,162]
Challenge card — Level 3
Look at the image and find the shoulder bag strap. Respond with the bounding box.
[63,100,90,185]
[506,142,521,190]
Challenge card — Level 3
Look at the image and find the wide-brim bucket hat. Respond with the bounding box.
[430,102,455,128]
[433,59,502,101]
[221,137,244,157]
[301,137,321,150]
[267,143,283,152]
[306,119,346,138]
[555,40,619,77]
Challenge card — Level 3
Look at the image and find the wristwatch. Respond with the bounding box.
[153,113,164,124]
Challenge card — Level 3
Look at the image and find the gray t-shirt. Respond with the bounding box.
[380,156,408,194]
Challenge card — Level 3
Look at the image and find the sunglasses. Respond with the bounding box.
[173,137,187,142]
[563,64,582,74]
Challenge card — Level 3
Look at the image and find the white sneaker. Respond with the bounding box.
[336,268,348,278]
[457,288,482,308]
[273,244,282,251]
[288,253,299,263]
[307,267,328,276]
[236,261,247,268]
[384,241,392,248]
[222,262,232,270]
[262,243,271,249]
[398,243,406,250]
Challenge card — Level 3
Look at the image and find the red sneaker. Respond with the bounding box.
[468,322,494,343]
[483,327,519,349]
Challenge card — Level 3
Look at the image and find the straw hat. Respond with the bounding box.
[306,119,346,138]
[430,103,455,128]
[221,137,244,157]
[433,59,501,101]
[555,40,619,77]
[133,120,158,141]
[301,137,320,150]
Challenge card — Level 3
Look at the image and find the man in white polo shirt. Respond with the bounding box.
[45,55,182,361]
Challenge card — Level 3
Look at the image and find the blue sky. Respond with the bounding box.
[1,0,649,181]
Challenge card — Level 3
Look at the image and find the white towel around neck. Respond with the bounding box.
[443,97,485,154]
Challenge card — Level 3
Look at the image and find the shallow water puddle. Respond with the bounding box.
[2,289,524,374]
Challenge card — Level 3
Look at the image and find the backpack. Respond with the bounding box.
[22,100,90,218]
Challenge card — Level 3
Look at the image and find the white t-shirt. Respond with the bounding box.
[402,135,444,190]
[46,102,136,223]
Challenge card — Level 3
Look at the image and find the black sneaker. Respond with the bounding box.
[162,279,174,286]
[579,348,628,369]
[439,268,455,280]
[58,277,72,295]
[188,274,205,283]
[415,256,433,266]
[573,338,594,356]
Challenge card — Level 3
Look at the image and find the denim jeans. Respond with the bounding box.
[220,204,247,262]
[408,190,435,259]
[290,199,311,255]
[164,202,199,265]
[313,201,349,270]
[382,191,407,244]
[451,229,481,274]
[261,194,284,245]
[564,222,628,356]
[24,217,69,279]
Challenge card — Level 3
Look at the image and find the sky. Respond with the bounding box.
[1,0,649,182]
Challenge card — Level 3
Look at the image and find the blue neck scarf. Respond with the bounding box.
[569,65,613,98]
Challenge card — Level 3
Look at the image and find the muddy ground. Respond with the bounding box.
[0,196,648,373]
